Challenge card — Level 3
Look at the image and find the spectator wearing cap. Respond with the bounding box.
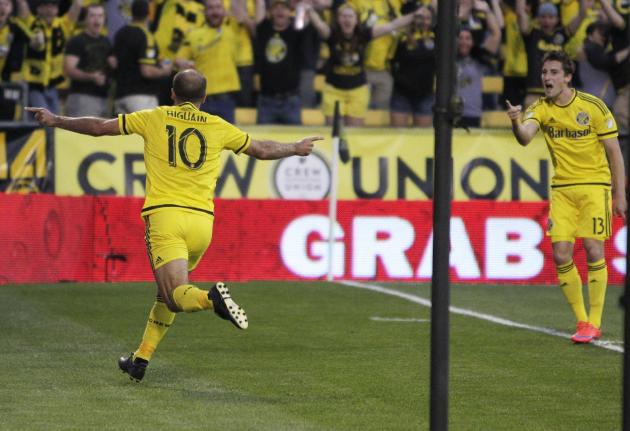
[515,0,587,108]
[576,21,616,109]
[253,0,306,124]
[307,2,420,126]
[15,0,82,115]
[389,3,435,127]
[63,3,115,116]
[175,0,241,123]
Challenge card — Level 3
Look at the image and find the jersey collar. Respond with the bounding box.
[177,102,200,111]
[552,88,577,108]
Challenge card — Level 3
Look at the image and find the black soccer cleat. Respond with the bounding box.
[208,282,248,330]
[118,353,148,382]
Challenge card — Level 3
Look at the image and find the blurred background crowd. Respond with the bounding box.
[0,0,627,131]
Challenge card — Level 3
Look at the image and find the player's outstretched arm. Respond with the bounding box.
[25,107,121,137]
[603,137,628,222]
[505,100,538,146]
[244,136,323,160]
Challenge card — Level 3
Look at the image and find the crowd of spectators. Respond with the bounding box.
[0,0,628,131]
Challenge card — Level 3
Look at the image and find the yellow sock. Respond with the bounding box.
[557,260,588,323]
[172,284,212,312]
[135,299,176,361]
[587,259,607,329]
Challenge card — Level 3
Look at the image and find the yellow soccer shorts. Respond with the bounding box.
[321,84,369,119]
[548,185,612,243]
[143,209,214,271]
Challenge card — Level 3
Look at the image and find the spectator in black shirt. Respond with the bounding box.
[254,0,304,124]
[308,2,419,126]
[390,4,435,127]
[577,21,616,108]
[112,0,173,114]
[516,0,586,107]
[601,0,629,136]
[63,4,115,117]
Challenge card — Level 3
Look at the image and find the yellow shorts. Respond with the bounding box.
[548,185,612,242]
[143,209,214,271]
[321,84,369,119]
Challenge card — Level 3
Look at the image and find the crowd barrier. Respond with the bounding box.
[0,193,626,285]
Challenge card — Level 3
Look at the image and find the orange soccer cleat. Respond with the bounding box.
[571,321,601,344]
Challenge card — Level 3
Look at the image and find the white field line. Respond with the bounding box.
[339,280,624,354]
[370,316,430,323]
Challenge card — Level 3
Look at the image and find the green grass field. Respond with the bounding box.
[0,281,624,430]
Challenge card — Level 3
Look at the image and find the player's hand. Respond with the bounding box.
[295,136,323,156]
[613,193,627,223]
[505,99,522,121]
[25,107,57,126]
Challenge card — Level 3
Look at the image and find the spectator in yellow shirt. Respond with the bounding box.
[176,0,241,123]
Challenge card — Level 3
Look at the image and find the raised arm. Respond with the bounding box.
[371,11,414,39]
[603,137,627,221]
[15,0,30,20]
[254,0,266,25]
[307,5,330,39]
[515,0,530,35]
[488,0,504,28]
[66,0,84,24]
[566,0,588,36]
[506,100,539,146]
[244,136,323,160]
[599,0,625,30]
[25,107,121,137]
[477,0,501,54]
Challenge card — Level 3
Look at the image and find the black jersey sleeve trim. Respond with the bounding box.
[122,114,129,135]
[236,134,251,154]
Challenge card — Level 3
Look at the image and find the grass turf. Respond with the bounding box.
[0,281,623,430]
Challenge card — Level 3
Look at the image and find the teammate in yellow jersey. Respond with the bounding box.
[506,50,627,344]
[26,69,323,381]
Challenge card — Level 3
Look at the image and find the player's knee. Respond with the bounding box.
[584,243,604,262]
[552,247,572,266]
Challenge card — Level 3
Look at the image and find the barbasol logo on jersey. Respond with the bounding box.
[545,125,591,139]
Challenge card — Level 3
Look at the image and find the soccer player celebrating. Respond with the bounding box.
[26,69,323,381]
[506,50,627,344]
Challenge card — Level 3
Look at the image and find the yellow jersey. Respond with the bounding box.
[177,23,240,95]
[524,90,618,187]
[361,0,401,71]
[501,6,527,77]
[223,0,255,67]
[118,102,251,216]
[154,0,205,60]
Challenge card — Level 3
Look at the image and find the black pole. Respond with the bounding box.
[622,13,630,431]
[431,1,458,430]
